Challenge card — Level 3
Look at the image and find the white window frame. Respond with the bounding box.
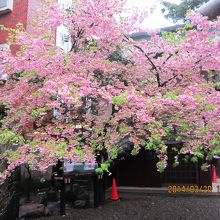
[56,25,72,52]
[58,0,74,11]
[0,44,9,81]
[0,0,13,14]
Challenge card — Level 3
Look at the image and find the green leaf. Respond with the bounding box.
[0,130,24,145]
[163,92,178,101]
[194,151,204,159]
[100,163,109,171]
[119,127,128,134]
[209,139,219,146]
[191,156,198,163]
[157,161,166,173]
[201,163,209,171]
[112,93,127,105]
[95,168,103,174]
[56,151,65,157]
[110,151,118,159]
[204,105,216,111]
[58,142,67,150]
[31,107,47,116]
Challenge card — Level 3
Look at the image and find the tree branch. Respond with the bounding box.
[134,45,161,87]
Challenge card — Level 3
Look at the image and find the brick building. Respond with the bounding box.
[0,0,28,52]
[0,0,29,81]
[0,0,73,81]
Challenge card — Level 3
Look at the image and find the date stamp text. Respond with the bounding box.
[167,185,214,193]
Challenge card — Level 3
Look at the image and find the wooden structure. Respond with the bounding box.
[112,142,212,188]
[53,162,105,216]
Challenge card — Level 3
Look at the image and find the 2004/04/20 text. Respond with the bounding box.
[167,185,214,193]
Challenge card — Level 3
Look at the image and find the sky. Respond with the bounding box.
[61,0,182,29]
[126,0,182,29]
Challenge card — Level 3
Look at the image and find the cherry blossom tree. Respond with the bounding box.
[0,0,219,181]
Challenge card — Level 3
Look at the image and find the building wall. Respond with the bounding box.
[26,0,43,33]
[0,0,28,45]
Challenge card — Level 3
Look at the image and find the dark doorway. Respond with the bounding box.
[115,149,161,187]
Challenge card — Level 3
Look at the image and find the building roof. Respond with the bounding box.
[130,0,220,41]
[130,24,185,41]
[198,0,220,20]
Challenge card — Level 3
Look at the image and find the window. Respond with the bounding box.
[0,44,9,82]
[58,0,73,11]
[56,1,74,52]
[56,25,72,52]
[0,0,13,14]
[0,71,7,81]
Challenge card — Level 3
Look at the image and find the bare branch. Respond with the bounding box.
[134,45,161,87]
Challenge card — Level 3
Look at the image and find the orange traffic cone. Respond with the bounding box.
[111,178,119,201]
[212,165,218,183]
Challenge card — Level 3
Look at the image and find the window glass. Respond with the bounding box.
[58,0,73,11]
[0,0,13,13]
[56,25,72,52]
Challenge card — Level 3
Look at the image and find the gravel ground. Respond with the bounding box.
[34,193,220,220]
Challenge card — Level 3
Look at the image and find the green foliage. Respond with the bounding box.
[41,34,53,41]
[119,126,128,134]
[209,138,219,147]
[0,130,25,146]
[143,139,157,150]
[173,161,179,168]
[19,45,30,53]
[183,155,190,163]
[91,139,103,151]
[161,31,179,45]
[201,162,209,171]
[20,71,38,80]
[86,40,97,51]
[95,167,103,174]
[95,162,110,174]
[55,151,65,157]
[161,21,193,46]
[31,107,47,116]
[2,149,19,162]
[55,142,67,157]
[163,92,178,101]
[179,123,189,132]
[191,156,198,163]
[58,142,67,150]
[0,24,6,30]
[204,105,216,111]
[48,50,56,56]
[100,163,109,171]
[161,0,208,22]
[211,148,220,156]
[112,93,127,105]
[194,151,204,159]
[31,92,44,97]
[109,151,118,159]
[209,134,220,158]
[157,161,166,173]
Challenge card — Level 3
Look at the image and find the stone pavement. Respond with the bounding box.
[34,190,220,220]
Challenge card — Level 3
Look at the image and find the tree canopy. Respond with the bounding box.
[161,0,209,22]
[0,0,219,182]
